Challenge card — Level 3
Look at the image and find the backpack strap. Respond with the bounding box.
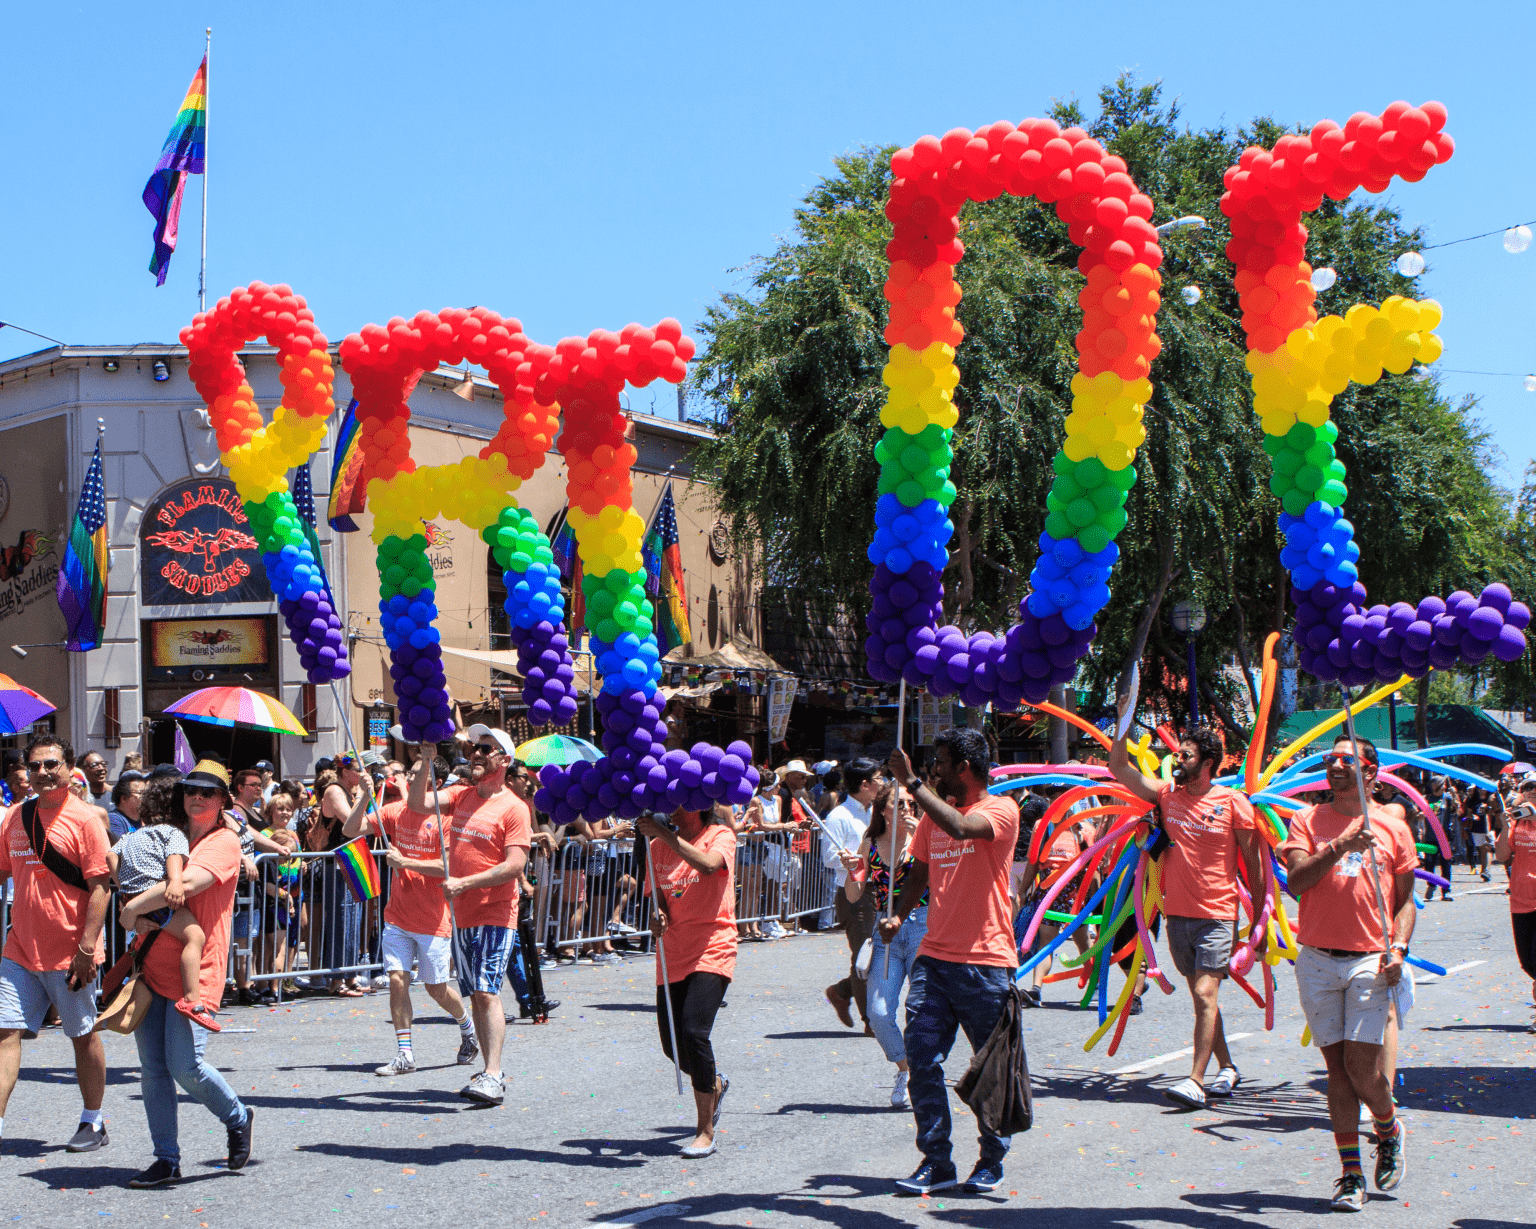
[20,797,90,893]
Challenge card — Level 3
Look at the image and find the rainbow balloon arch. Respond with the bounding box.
[177,96,1527,1048]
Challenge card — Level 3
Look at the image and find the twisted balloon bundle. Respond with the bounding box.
[866,118,1164,705]
[339,308,761,815]
[1220,100,1530,683]
[181,282,351,682]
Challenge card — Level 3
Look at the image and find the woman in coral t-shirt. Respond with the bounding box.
[1495,776,1536,1030]
[637,806,737,1160]
[118,763,254,1188]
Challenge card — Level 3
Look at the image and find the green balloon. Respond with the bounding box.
[1318,479,1348,507]
[1106,464,1136,491]
[1074,458,1107,489]
[1262,435,1285,457]
[1097,507,1127,536]
[897,480,926,506]
[1318,420,1339,444]
[1285,423,1317,451]
[1045,511,1073,540]
[1053,474,1083,504]
[1282,488,1311,516]
[901,445,929,474]
[1052,452,1076,477]
[1273,447,1302,476]
[597,618,621,643]
[1295,465,1323,492]
[937,480,957,505]
[1304,441,1335,468]
[1077,525,1111,555]
[1067,498,1097,528]
[1090,485,1126,513]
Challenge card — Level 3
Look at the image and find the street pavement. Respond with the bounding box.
[1,884,1531,1228]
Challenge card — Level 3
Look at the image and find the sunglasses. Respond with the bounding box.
[27,758,64,773]
[1323,752,1370,768]
[472,744,501,756]
[183,785,223,799]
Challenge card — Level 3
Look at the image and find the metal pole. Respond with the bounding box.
[1387,689,1399,751]
[884,678,906,977]
[328,677,388,851]
[1187,631,1200,725]
[423,747,463,971]
[644,836,686,1095]
[1339,686,1394,954]
[199,27,210,313]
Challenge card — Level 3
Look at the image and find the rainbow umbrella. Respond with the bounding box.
[514,734,602,767]
[0,674,56,735]
[164,686,308,736]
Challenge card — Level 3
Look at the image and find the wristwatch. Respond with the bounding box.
[1390,943,1408,954]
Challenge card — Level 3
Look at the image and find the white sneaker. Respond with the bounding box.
[371,974,390,989]
[764,921,787,940]
[591,952,622,966]
[890,1070,910,1109]
[1164,1077,1206,1109]
[375,1051,416,1077]
[1206,1065,1240,1098]
[460,1071,505,1105]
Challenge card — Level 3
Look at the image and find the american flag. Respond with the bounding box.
[643,483,691,651]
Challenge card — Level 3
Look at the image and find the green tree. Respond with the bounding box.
[691,75,1521,751]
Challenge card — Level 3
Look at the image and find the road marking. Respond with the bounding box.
[1414,958,1487,985]
[1108,1033,1253,1076]
[603,1205,691,1227]
[1457,886,1510,896]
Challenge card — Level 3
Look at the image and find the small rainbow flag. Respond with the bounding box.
[334,836,381,902]
[327,399,366,532]
[142,55,207,286]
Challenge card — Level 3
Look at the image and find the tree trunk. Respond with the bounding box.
[1048,684,1069,763]
[1116,532,1180,700]
[945,495,976,623]
[1217,540,1261,720]
[1415,675,1429,749]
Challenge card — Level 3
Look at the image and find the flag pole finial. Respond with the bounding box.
[96,417,105,436]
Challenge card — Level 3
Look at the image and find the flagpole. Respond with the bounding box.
[199,26,210,313]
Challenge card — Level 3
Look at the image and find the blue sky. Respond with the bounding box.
[2,3,1531,479]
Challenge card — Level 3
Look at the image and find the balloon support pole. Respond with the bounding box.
[645,844,686,1096]
[885,679,907,979]
[329,677,389,850]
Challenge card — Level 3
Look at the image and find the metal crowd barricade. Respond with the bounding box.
[518,828,840,960]
[228,848,387,1001]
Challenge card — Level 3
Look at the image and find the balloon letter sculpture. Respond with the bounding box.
[181,282,351,683]
[340,310,761,815]
[867,119,1164,702]
[1220,100,1530,680]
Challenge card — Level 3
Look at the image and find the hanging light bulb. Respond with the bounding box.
[1181,285,1202,306]
[1525,374,1536,393]
[1504,225,1533,254]
[1396,251,1426,276]
[1310,266,1337,291]
[1410,365,1432,383]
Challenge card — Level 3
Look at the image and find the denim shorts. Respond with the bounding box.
[0,956,99,1039]
[456,925,514,997]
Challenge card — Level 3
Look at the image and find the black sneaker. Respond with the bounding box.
[65,1121,108,1152]
[894,1161,959,1196]
[226,1106,254,1171]
[1373,1121,1405,1191]
[962,1160,1003,1192]
[1020,986,1041,1009]
[1128,995,1144,1016]
[128,1159,182,1188]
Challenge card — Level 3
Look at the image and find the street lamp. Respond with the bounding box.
[1170,601,1208,725]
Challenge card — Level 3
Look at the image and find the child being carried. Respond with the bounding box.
[109,817,219,1031]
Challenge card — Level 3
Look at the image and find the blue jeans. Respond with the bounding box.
[135,992,248,1165]
[904,954,1015,1167]
[867,906,928,1064]
[505,929,531,1009]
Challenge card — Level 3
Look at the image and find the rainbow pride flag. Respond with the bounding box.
[57,439,107,651]
[142,56,207,286]
[334,836,381,902]
[327,399,366,532]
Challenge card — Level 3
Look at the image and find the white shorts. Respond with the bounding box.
[0,956,99,1040]
[1296,946,1393,1048]
[1471,832,1490,848]
[381,923,453,985]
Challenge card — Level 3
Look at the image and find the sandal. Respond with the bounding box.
[332,986,365,998]
[175,998,222,1032]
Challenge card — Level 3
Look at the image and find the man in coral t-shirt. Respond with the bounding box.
[0,736,112,1155]
[1111,718,1264,1111]
[402,725,529,1109]
[1279,734,1416,1211]
[343,755,479,1078]
[881,728,1020,1198]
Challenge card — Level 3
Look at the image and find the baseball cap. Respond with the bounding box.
[464,724,516,756]
[254,760,275,773]
[812,760,838,776]
[1520,772,1536,790]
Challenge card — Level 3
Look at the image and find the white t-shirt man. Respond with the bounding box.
[820,796,870,890]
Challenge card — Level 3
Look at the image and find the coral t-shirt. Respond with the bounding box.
[143,825,241,1005]
[1046,825,1082,873]
[446,785,531,929]
[1508,816,1536,914]
[914,794,1020,968]
[1279,802,1418,952]
[646,824,738,986]
[373,801,450,938]
[0,794,111,972]
[1157,783,1256,921]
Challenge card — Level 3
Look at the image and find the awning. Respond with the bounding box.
[661,641,790,673]
[439,645,598,696]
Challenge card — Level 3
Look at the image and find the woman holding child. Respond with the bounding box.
[117,759,255,1188]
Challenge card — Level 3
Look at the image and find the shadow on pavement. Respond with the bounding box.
[584,1003,656,1012]
[775,1102,901,1117]
[241,1087,467,1115]
[297,1140,576,1167]
[762,1030,862,1040]
[560,1128,694,1164]
[18,1160,243,1189]
[17,1064,140,1088]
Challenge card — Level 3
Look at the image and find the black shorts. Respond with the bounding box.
[1514,911,1536,981]
[1117,912,1161,973]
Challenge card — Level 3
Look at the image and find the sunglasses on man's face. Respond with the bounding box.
[1323,752,1369,769]
[27,758,64,773]
[472,744,501,757]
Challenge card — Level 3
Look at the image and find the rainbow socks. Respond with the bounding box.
[1335,1133,1362,1176]
[396,1027,413,1058]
